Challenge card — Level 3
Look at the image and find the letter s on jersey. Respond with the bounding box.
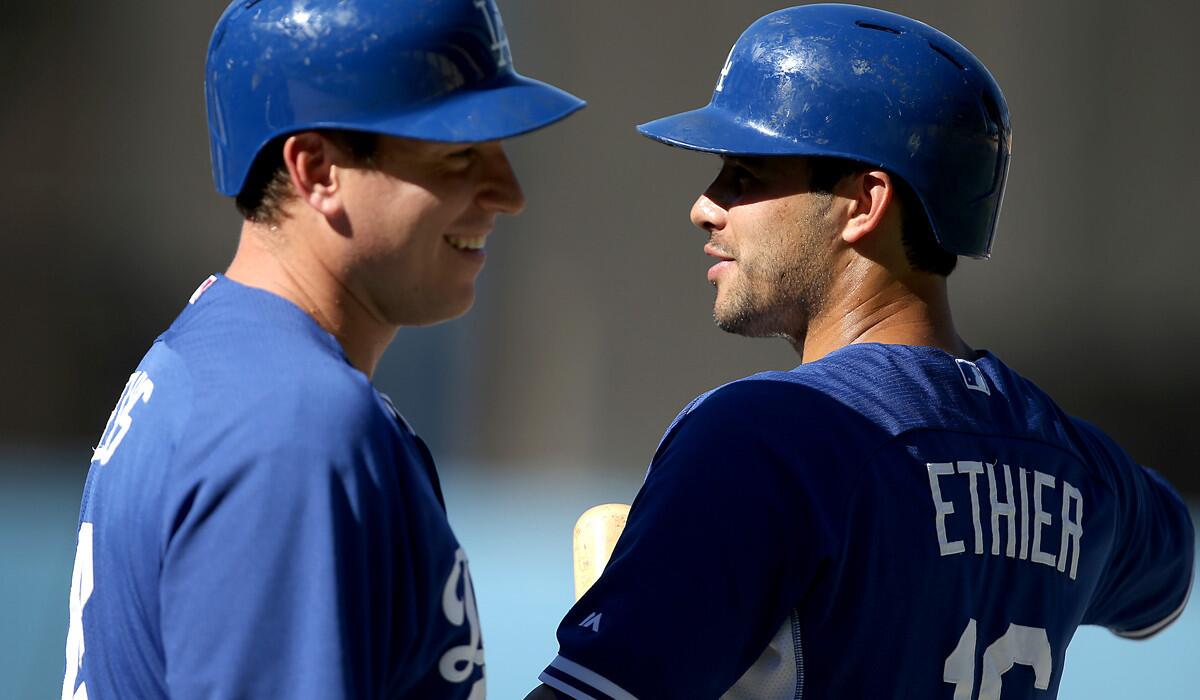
[92,371,155,466]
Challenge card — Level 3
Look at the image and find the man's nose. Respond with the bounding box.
[478,143,526,215]
[690,193,727,233]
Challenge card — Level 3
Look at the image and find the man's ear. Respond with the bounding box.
[282,132,344,218]
[839,169,895,245]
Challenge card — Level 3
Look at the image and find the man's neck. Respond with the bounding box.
[224,221,396,378]
[796,272,969,364]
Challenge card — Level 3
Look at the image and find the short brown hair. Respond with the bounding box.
[807,156,957,276]
[235,130,379,225]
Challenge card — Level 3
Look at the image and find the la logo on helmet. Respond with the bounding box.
[473,0,511,68]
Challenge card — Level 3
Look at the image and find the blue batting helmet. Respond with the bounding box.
[637,4,1011,259]
[206,0,585,197]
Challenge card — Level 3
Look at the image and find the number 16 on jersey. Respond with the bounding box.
[944,618,1052,700]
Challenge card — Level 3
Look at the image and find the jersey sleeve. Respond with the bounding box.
[158,436,403,698]
[540,380,846,700]
[1076,420,1195,638]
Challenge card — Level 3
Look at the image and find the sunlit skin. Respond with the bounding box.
[226,134,525,377]
[691,155,971,363]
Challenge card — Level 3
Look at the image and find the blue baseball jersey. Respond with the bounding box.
[541,344,1194,699]
[62,275,486,699]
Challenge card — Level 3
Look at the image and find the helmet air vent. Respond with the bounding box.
[854,20,901,34]
[928,43,965,71]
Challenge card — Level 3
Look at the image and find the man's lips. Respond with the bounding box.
[703,243,734,262]
[704,243,735,283]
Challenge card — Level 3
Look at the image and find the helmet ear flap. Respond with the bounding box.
[637,4,1010,259]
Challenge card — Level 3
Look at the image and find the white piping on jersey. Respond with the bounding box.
[547,655,639,700]
[188,275,218,304]
[538,672,599,700]
[791,610,804,700]
[1114,567,1194,639]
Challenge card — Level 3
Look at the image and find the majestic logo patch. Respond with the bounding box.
[579,612,603,632]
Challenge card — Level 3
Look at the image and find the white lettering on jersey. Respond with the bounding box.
[62,523,94,700]
[958,461,985,555]
[944,618,1052,700]
[439,548,486,698]
[1018,467,1030,560]
[926,460,1083,580]
[579,612,602,632]
[927,463,965,556]
[92,371,155,466]
[1030,470,1057,567]
[985,463,1017,558]
[1058,481,1084,580]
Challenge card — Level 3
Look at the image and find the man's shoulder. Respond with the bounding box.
[188,362,387,457]
[1060,413,1142,479]
[673,351,902,431]
[145,299,395,480]
[165,277,348,369]
[662,370,874,457]
[660,343,1040,458]
[682,370,846,418]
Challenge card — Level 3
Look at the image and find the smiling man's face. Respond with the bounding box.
[336,136,527,327]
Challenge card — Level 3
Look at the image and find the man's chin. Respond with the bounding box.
[393,290,476,327]
[713,302,803,340]
[713,308,760,337]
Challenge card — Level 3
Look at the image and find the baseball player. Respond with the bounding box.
[527,5,1193,699]
[60,1,582,698]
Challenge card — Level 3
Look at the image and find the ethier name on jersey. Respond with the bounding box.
[927,461,1083,580]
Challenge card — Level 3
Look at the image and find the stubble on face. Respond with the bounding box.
[713,190,837,341]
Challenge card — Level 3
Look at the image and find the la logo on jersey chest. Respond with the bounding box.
[926,460,1083,580]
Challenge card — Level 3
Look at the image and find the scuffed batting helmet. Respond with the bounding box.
[637,4,1010,259]
[206,0,585,197]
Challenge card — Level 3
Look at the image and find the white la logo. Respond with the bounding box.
[473,0,511,68]
[715,46,736,93]
[439,548,486,699]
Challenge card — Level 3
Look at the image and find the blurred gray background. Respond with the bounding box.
[2,1,1197,698]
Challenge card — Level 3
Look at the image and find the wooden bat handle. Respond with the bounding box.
[572,503,631,601]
